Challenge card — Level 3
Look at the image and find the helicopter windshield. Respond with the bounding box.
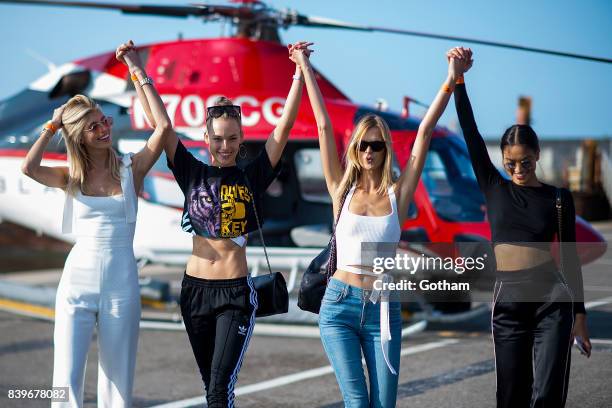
[422,137,485,222]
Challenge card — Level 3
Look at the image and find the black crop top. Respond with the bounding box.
[455,83,585,313]
[167,140,280,239]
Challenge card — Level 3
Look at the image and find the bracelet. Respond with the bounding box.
[456,76,465,85]
[131,73,139,82]
[292,73,303,82]
[43,121,58,134]
[139,77,154,87]
[441,83,452,93]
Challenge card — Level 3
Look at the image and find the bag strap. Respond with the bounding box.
[326,184,351,280]
[555,188,568,285]
[241,171,273,276]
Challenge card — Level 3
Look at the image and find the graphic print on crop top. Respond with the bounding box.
[168,140,280,238]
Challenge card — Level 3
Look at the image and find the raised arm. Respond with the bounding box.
[263,42,309,168]
[395,49,470,223]
[116,41,176,189]
[21,105,69,189]
[296,45,343,197]
[451,48,501,189]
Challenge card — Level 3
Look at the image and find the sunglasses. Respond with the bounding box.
[503,158,534,172]
[206,105,241,120]
[359,140,386,152]
[85,116,113,133]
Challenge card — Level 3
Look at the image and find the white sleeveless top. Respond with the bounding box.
[335,185,401,275]
[61,154,138,244]
[334,184,402,375]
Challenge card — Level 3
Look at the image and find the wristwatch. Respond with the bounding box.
[139,77,154,87]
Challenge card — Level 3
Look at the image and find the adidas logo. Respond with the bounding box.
[238,325,247,336]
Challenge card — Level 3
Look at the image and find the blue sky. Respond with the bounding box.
[0,0,610,138]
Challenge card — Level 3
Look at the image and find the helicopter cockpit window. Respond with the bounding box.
[294,148,332,204]
[422,138,485,222]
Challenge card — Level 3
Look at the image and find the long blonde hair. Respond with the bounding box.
[337,114,394,197]
[60,95,120,194]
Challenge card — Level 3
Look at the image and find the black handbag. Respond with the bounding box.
[298,187,350,314]
[243,174,289,318]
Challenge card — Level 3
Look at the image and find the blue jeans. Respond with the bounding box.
[319,278,402,408]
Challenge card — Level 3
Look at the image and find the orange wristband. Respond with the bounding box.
[441,84,452,93]
[131,73,139,82]
[43,121,58,134]
[456,76,465,85]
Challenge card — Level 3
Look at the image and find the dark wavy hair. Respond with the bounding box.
[500,124,540,154]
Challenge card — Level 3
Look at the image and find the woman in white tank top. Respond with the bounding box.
[21,41,176,407]
[295,47,471,407]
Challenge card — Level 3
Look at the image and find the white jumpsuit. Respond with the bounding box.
[52,154,140,408]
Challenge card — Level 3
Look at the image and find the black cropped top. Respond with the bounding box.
[167,140,280,239]
[455,83,585,313]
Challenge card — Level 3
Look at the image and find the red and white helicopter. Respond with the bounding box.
[0,0,607,312]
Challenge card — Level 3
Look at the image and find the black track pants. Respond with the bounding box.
[180,273,258,408]
[492,266,574,408]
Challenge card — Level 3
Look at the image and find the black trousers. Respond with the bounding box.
[180,273,257,408]
[492,263,574,408]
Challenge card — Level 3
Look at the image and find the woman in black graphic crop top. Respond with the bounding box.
[157,42,313,407]
[450,47,590,408]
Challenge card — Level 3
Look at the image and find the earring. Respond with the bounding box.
[239,143,247,159]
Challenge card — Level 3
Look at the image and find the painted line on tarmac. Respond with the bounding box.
[0,297,427,339]
[585,296,612,309]
[148,338,460,408]
[591,338,612,345]
[0,298,54,320]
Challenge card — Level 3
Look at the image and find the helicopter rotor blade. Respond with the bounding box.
[0,0,235,18]
[2,1,609,64]
[295,14,612,64]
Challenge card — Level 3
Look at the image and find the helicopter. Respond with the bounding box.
[0,0,607,312]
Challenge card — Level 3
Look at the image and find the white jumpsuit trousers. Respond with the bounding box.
[52,154,140,408]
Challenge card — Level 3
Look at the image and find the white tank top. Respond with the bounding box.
[62,154,138,245]
[335,185,401,275]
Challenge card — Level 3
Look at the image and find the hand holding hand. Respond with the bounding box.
[116,40,144,72]
[446,46,473,80]
[288,41,314,67]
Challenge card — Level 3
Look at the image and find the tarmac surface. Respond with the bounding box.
[1,222,612,407]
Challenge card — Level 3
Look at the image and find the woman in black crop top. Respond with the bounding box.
[449,47,590,408]
[154,41,313,407]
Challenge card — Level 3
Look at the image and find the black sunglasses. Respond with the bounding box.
[503,158,534,172]
[206,105,241,120]
[359,140,386,152]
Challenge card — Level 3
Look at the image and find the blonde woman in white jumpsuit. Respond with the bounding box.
[21,41,175,407]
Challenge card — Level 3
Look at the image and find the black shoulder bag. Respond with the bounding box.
[298,186,350,314]
[243,174,289,318]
